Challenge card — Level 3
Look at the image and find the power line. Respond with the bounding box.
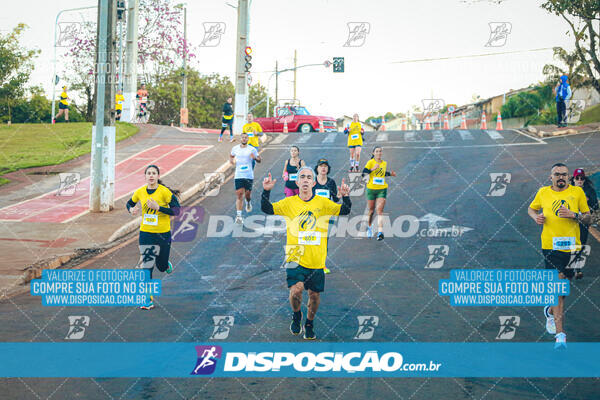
[390,47,554,64]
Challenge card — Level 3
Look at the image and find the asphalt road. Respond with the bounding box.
[2,129,599,399]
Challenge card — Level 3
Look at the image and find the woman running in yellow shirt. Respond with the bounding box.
[344,114,364,172]
[362,146,396,240]
[126,165,180,309]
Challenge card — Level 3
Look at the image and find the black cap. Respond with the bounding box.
[314,158,331,174]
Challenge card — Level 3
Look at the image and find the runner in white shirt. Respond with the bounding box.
[230,132,261,224]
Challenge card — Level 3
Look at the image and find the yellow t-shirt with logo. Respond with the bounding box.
[529,185,589,251]
[272,195,342,269]
[364,159,388,189]
[131,184,174,233]
[115,94,125,111]
[60,91,68,106]
[243,121,263,148]
[347,122,363,147]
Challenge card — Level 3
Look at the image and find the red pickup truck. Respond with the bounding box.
[254,106,337,133]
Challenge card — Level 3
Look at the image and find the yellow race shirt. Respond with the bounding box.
[243,121,263,148]
[364,159,388,189]
[347,122,363,146]
[115,94,124,111]
[273,195,342,269]
[60,91,68,106]
[529,185,589,251]
[131,184,174,233]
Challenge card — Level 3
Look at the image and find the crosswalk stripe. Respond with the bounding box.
[376,133,388,142]
[432,130,445,142]
[404,131,415,141]
[458,130,474,140]
[486,130,504,140]
[295,134,311,143]
[323,133,337,143]
[270,134,288,144]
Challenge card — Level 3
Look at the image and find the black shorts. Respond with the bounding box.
[543,249,574,279]
[139,231,172,274]
[234,178,253,191]
[286,265,325,292]
[58,103,69,110]
[116,109,122,116]
[222,117,233,126]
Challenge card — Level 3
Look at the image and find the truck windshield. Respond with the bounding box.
[294,107,310,115]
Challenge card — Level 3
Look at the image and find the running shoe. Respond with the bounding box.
[303,322,316,340]
[324,267,331,274]
[140,296,154,310]
[290,312,303,335]
[377,232,384,241]
[366,226,373,238]
[235,215,243,224]
[544,306,556,335]
[245,201,252,212]
[349,167,354,172]
[166,261,173,274]
[575,270,583,280]
[218,136,223,142]
[554,332,567,349]
[229,136,234,142]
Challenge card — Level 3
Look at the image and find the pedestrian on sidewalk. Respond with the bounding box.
[53,86,70,123]
[219,97,234,142]
[127,164,181,310]
[553,75,572,128]
[569,168,599,279]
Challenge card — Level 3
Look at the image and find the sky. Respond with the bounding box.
[2,0,576,119]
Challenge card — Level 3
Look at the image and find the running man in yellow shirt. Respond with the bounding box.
[115,89,124,121]
[242,113,263,168]
[344,113,364,172]
[362,146,396,240]
[528,162,592,348]
[261,167,351,339]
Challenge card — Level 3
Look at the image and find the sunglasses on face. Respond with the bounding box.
[575,176,585,181]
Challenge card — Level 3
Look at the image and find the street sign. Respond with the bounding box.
[333,57,344,73]
[324,60,332,68]
[447,104,457,113]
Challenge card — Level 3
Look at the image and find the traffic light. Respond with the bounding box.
[116,0,126,20]
[244,46,252,73]
[333,57,344,73]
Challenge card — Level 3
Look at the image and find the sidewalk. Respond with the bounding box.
[525,122,600,137]
[0,124,270,298]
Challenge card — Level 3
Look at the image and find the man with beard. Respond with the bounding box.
[528,163,592,348]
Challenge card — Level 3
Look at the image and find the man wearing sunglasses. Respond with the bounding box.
[528,163,592,348]
[262,167,351,340]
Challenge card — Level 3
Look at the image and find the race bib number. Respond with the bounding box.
[141,97,147,102]
[143,213,158,226]
[553,236,575,251]
[373,177,385,185]
[247,132,254,137]
[298,231,321,245]
[117,100,123,104]
[289,174,298,181]
[351,134,359,140]
[239,165,249,171]
[315,189,330,198]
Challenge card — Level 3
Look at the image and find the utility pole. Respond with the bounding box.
[293,49,297,102]
[275,60,278,110]
[121,0,138,122]
[180,6,188,127]
[233,0,249,135]
[90,0,116,212]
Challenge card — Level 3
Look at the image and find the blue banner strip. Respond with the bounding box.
[1,343,599,377]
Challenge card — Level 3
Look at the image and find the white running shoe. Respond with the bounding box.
[245,201,252,212]
[554,332,567,349]
[366,226,373,238]
[235,215,243,224]
[544,306,556,335]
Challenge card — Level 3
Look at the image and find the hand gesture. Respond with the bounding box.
[557,205,574,219]
[535,213,545,225]
[130,203,140,216]
[390,170,397,177]
[338,178,350,197]
[146,198,160,211]
[263,173,277,190]
[373,163,380,170]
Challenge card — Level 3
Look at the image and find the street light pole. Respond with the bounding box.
[180,6,187,127]
[51,6,97,123]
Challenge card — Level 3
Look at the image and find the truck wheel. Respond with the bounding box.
[299,123,312,133]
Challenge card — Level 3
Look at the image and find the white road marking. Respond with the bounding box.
[458,130,474,140]
[323,133,337,143]
[432,130,445,142]
[295,134,311,143]
[486,130,504,140]
[270,134,288,144]
[376,133,389,142]
[404,131,416,141]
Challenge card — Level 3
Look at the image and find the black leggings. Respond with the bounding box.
[139,231,172,278]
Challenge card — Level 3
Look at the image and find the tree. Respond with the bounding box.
[0,24,39,122]
[62,0,196,121]
[542,0,600,96]
[248,82,274,118]
[543,47,589,88]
